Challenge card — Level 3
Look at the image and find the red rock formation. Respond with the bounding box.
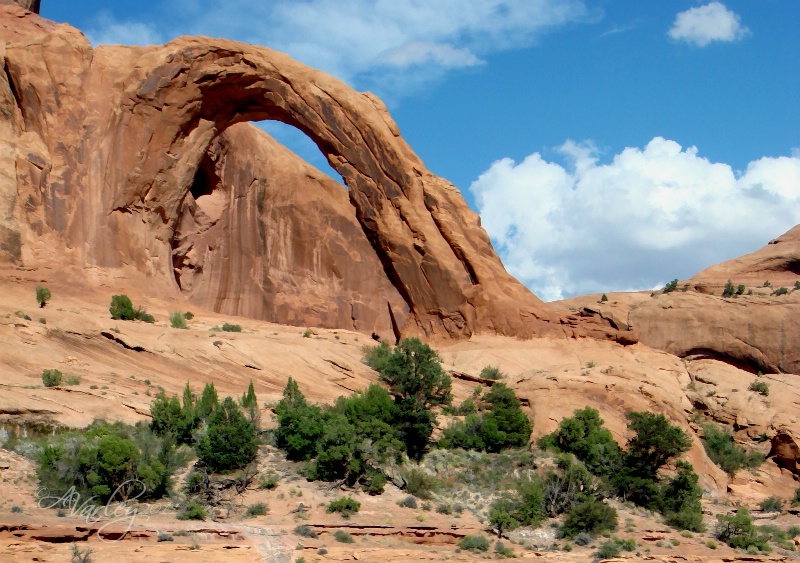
[174,123,409,335]
[1,10,596,342]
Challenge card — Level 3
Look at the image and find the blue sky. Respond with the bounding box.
[41,1,800,300]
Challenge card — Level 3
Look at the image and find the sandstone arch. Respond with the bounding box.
[3,17,632,342]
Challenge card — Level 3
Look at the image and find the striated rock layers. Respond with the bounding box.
[0,7,633,342]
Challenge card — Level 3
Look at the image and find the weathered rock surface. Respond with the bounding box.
[1,11,605,342]
[556,227,800,374]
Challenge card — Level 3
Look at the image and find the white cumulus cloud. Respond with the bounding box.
[470,138,800,301]
[668,2,749,47]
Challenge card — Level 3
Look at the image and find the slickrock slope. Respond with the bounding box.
[0,7,630,342]
[557,227,800,375]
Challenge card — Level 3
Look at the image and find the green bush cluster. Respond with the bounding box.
[439,383,532,453]
[596,537,635,559]
[540,408,703,531]
[458,535,490,552]
[42,369,63,387]
[275,379,401,489]
[326,497,360,518]
[276,338,452,489]
[333,530,355,543]
[479,365,505,380]
[748,380,769,396]
[109,295,154,322]
[178,500,207,521]
[722,280,746,298]
[169,311,188,329]
[150,381,258,473]
[36,420,189,504]
[701,423,764,475]
[715,508,772,552]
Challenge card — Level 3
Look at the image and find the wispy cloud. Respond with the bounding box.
[85,12,164,46]
[598,22,638,38]
[471,139,800,301]
[668,2,750,47]
[83,0,596,96]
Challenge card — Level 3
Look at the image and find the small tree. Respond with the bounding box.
[378,338,452,460]
[196,397,258,472]
[600,293,608,302]
[488,498,520,537]
[722,280,736,298]
[36,286,51,308]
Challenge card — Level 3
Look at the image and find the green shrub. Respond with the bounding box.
[36,286,51,308]
[439,383,531,453]
[560,499,618,538]
[42,369,63,387]
[70,544,93,563]
[178,501,207,520]
[64,375,81,386]
[596,540,621,559]
[157,532,173,542]
[748,380,769,396]
[495,540,514,557]
[327,497,360,518]
[458,535,490,552]
[402,467,440,499]
[794,487,800,506]
[759,496,783,513]
[722,280,736,298]
[183,311,194,320]
[488,498,520,537]
[773,287,789,296]
[362,341,391,372]
[333,530,355,543]
[663,279,679,293]
[600,293,608,302]
[221,323,242,332]
[196,397,258,473]
[109,295,154,322]
[246,503,268,517]
[259,472,279,490]
[701,423,764,475]
[436,503,453,515]
[737,284,746,295]
[11,505,22,513]
[715,509,772,552]
[479,365,505,380]
[398,495,418,509]
[537,406,622,477]
[365,471,387,495]
[169,311,188,329]
[294,525,318,538]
